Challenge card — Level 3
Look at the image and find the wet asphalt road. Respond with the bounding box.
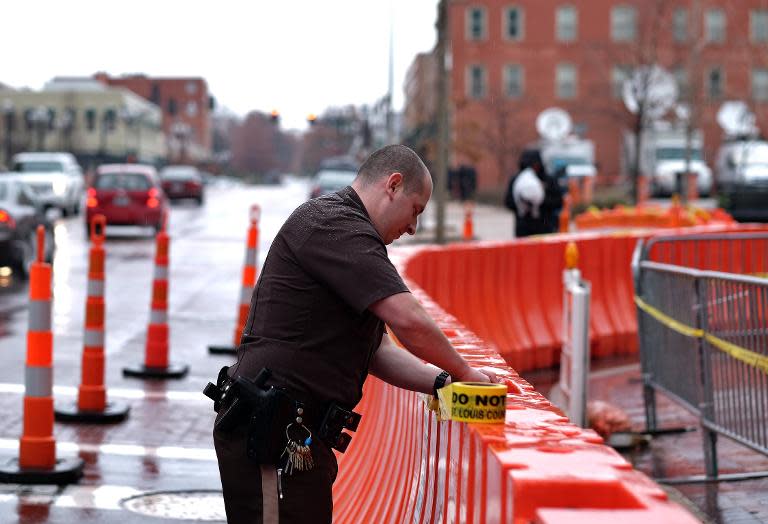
[0,177,311,523]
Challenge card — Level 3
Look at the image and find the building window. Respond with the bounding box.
[707,67,724,99]
[705,9,726,43]
[556,5,577,42]
[185,81,198,95]
[85,108,96,131]
[612,65,632,99]
[504,6,524,41]
[752,69,768,101]
[168,98,177,116]
[611,6,637,42]
[186,101,198,117]
[466,7,487,41]
[751,10,768,43]
[467,65,487,99]
[503,64,524,97]
[673,8,688,43]
[673,67,690,99]
[556,63,577,99]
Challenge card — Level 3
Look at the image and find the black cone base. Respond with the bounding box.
[0,457,84,485]
[208,344,237,355]
[54,401,131,424]
[122,363,189,379]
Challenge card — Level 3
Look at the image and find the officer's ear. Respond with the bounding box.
[386,172,404,199]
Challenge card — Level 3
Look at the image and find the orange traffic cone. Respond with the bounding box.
[55,216,129,423]
[0,226,83,484]
[123,214,188,379]
[209,205,261,355]
[462,202,474,241]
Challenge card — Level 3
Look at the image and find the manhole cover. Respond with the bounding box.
[121,490,225,521]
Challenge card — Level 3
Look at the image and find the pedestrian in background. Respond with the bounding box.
[212,144,500,524]
[504,149,562,237]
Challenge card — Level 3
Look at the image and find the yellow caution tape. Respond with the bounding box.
[437,382,507,424]
[633,296,703,338]
[704,333,768,375]
[634,295,768,375]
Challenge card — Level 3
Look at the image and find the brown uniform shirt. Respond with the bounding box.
[232,186,409,409]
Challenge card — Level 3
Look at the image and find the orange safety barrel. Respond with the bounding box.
[55,215,129,423]
[209,204,261,355]
[123,214,189,379]
[0,226,83,484]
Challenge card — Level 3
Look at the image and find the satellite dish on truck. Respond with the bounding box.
[622,65,678,120]
[717,101,758,138]
[536,107,572,141]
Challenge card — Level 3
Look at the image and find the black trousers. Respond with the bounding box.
[213,419,338,524]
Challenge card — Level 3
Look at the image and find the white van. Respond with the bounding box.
[715,140,768,220]
[9,152,85,216]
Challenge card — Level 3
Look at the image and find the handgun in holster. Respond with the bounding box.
[203,366,273,433]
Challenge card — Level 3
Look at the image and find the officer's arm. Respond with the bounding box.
[368,291,485,383]
[368,332,449,394]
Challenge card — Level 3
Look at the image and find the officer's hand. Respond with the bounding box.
[455,366,503,384]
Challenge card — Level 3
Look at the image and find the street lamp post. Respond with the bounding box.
[1,99,14,167]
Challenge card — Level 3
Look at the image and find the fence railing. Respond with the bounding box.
[633,232,768,481]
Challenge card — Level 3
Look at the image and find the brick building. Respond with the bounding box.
[405,0,768,191]
[94,73,213,163]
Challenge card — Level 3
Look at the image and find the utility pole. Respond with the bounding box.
[386,0,395,145]
[434,0,449,244]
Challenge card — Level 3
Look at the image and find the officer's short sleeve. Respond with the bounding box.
[295,209,409,314]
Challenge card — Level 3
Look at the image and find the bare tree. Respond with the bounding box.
[454,97,530,188]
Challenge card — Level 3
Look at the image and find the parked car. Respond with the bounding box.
[10,152,85,216]
[86,164,168,234]
[309,169,357,199]
[159,165,204,205]
[0,176,56,278]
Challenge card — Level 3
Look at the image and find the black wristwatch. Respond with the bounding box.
[433,370,451,397]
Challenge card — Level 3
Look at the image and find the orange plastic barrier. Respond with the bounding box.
[209,205,261,355]
[402,224,768,373]
[123,216,189,379]
[56,216,129,423]
[574,202,735,231]
[0,227,83,484]
[331,251,700,521]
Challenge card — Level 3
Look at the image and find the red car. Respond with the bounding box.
[160,165,204,205]
[86,164,168,234]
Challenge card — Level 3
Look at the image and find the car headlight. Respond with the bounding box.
[52,180,67,196]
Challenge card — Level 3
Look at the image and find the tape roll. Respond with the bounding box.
[436,382,507,424]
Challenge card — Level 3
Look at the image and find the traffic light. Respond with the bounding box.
[307,113,317,126]
[270,109,279,123]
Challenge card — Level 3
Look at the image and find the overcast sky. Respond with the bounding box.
[1,0,440,130]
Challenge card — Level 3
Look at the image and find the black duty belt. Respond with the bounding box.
[204,366,361,457]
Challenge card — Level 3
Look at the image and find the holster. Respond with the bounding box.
[204,366,362,464]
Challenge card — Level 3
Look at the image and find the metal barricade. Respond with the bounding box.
[560,266,591,427]
[633,232,768,482]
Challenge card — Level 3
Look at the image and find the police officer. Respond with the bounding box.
[212,145,499,524]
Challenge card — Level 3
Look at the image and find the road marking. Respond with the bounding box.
[0,438,216,461]
[0,383,206,402]
[0,484,142,511]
